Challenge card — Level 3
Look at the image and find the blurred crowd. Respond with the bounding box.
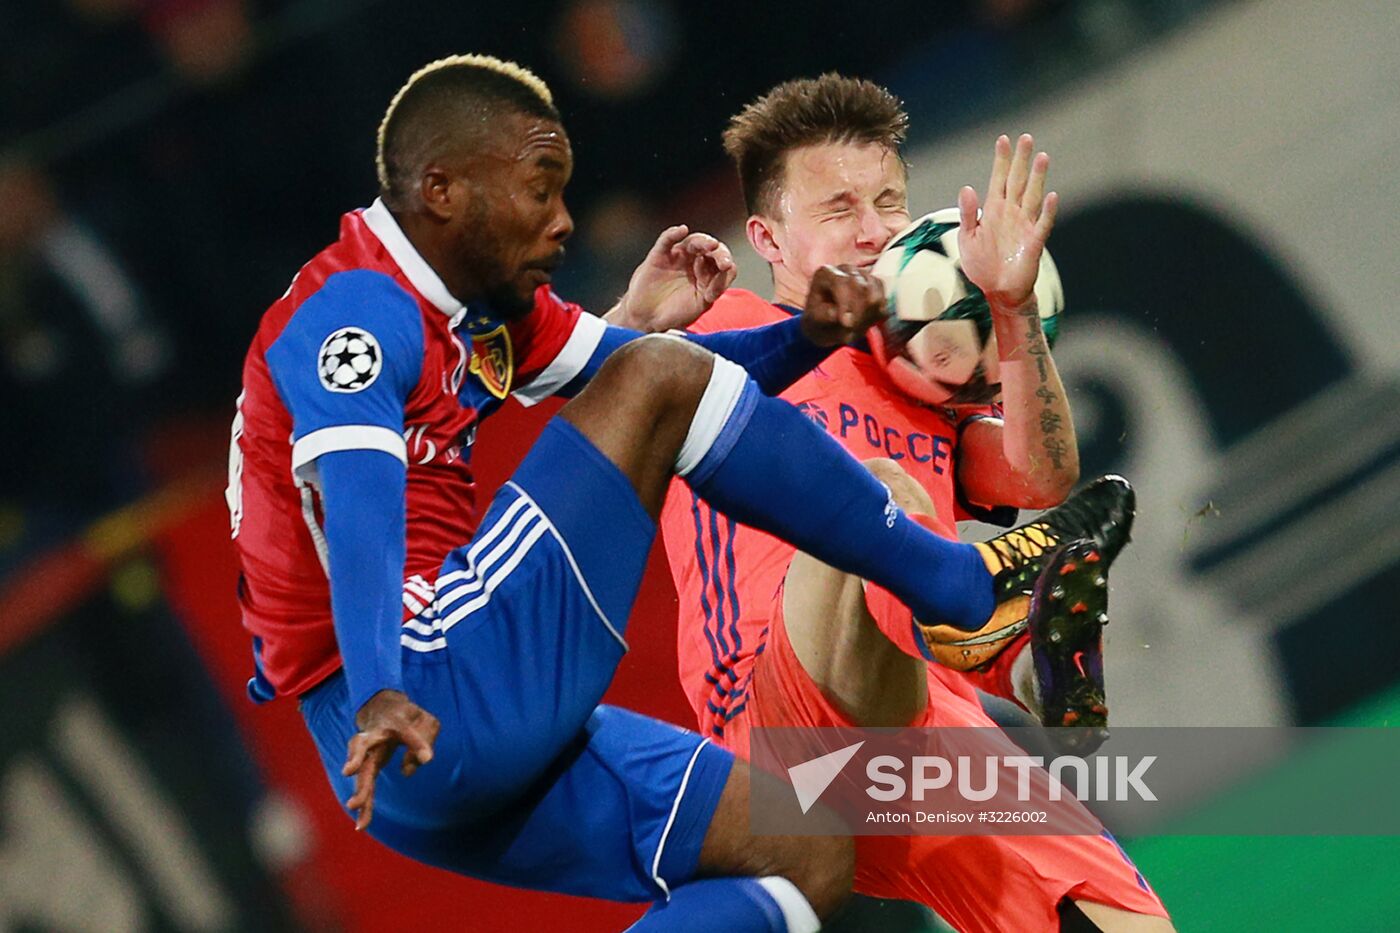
[0,0,1217,574]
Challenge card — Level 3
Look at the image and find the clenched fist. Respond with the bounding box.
[799,265,888,347]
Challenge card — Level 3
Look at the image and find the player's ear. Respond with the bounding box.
[417,165,457,223]
[746,215,783,266]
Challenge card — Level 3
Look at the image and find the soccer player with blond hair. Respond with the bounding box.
[230,56,1128,930]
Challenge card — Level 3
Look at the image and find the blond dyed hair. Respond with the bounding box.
[375,53,558,205]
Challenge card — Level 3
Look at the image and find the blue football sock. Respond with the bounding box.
[680,360,994,631]
[628,877,816,933]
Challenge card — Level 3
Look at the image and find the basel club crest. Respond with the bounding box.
[469,325,514,399]
[318,326,382,393]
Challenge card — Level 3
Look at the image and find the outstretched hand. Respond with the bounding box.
[800,264,888,347]
[342,689,440,831]
[609,225,738,332]
[957,134,1058,311]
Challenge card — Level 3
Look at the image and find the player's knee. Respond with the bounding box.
[703,760,853,920]
[596,334,714,415]
[781,832,854,920]
[862,457,935,515]
[861,457,903,484]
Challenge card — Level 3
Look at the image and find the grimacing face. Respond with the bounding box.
[452,114,575,317]
[762,140,911,297]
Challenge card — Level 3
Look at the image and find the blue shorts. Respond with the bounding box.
[300,418,734,902]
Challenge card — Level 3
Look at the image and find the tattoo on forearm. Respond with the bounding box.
[1024,314,1050,382]
[1042,435,1070,468]
[1025,314,1065,469]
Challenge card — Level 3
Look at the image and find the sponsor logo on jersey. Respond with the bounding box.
[796,401,830,430]
[468,325,513,399]
[403,422,478,466]
[835,402,953,474]
[317,326,382,393]
[882,485,901,528]
[404,423,439,465]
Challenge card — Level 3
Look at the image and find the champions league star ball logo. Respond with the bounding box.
[318,327,382,393]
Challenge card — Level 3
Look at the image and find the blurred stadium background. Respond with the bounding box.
[2,0,1398,929]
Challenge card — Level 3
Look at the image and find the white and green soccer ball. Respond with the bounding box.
[868,208,1064,408]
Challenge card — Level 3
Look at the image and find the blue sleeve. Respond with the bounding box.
[266,270,423,469]
[555,315,833,398]
[265,270,422,714]
[685,316,833,394]
[318,448,407,715]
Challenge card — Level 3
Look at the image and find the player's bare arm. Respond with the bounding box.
[955,133,1079,509]
[604,224,737,331]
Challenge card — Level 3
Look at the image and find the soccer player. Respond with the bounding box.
[229,55,1123,932]
[657,76,1174,931]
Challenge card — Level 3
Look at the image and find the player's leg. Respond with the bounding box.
[301,440,845,930]
[690,747,854,920]
[319,702,845,932]
[629,765,854,931]
[298,412,658,832]
[559,335,998,632]
[433,420,845,928]
[824,711,1174,932]
[498,708,851,931]
[776,457,1035,728]
[914,476,1136,755]
[778,457,932,727]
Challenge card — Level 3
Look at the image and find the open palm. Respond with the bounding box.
[957,134,1058,308]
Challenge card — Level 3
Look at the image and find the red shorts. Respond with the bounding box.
[710,590,1169,933]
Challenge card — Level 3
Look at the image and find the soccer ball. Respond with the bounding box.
[867,208,1064,408]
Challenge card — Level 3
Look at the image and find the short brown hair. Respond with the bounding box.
[723,74,909,216]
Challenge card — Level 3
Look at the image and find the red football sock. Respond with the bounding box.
[860,513,956,662]
[959,633,1031,710]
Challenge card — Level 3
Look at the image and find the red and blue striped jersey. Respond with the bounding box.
[228,199,606,699]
